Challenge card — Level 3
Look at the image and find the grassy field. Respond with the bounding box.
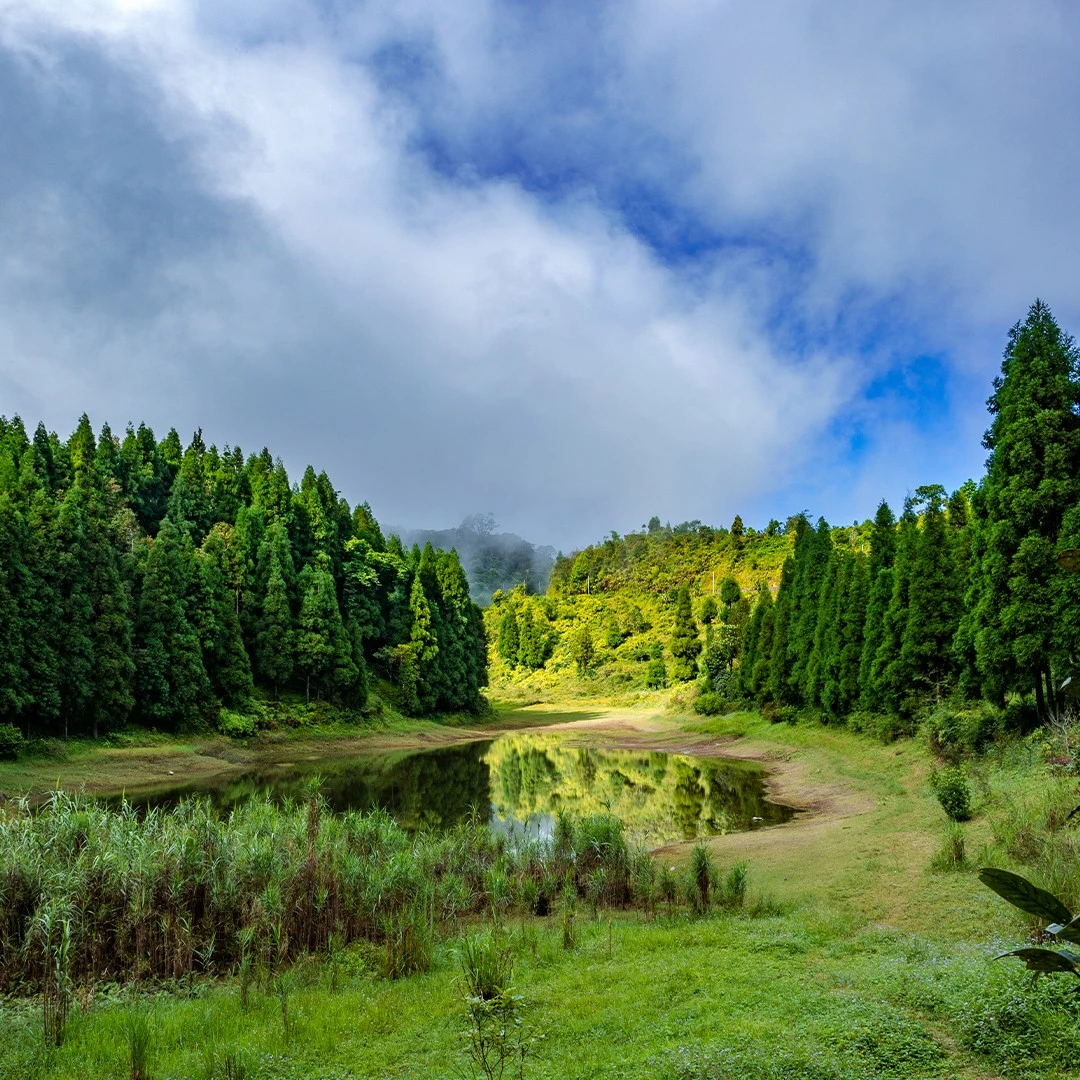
[2,706,1078,1079]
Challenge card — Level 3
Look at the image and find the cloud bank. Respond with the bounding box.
[1,0,1077,548]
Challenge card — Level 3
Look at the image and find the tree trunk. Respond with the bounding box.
[1035,670,1047,725]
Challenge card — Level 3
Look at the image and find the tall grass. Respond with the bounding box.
[0,790,646,991]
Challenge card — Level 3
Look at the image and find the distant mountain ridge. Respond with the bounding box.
[393,514,556,606]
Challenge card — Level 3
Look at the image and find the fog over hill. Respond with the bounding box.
[393,514,556,606]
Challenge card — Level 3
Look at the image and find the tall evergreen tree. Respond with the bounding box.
[135,517,210,729]
[899,485,963,704]
[670,585,702,681]
[859,501,897,711]
[194,528,254,706]
[970,300,1080,718]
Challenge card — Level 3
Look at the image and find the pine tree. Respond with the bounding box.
[670,585,702,681]
[296,560,353,703]
[859,501,896,711]
[407,574,440,713]
[872,503,918,715]
[787,518,833,704]
[899,485,963,704]
[257,557,294,700]
[135,517,210,729]
[194,528,254,706]
[970,300,1080,718]
[0,495,28,722]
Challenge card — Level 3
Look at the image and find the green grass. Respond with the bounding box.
[3,909,1077,1079]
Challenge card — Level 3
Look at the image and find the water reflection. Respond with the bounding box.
[115,732,793,845]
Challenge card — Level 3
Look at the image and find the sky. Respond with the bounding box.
[1,0,1078,552]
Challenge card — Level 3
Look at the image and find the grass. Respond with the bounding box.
[2,909,1077,1079]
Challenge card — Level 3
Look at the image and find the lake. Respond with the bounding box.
[113,730,795,846]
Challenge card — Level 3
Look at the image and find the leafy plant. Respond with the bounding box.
[930,766,972,821]
[0,723,24,761]
[458,931,538,1080]
[979,867,1080,983]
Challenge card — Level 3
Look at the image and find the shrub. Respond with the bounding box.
[645,659,667,689]
[931,766,972,822]
[721,861,748,909]
[0,723,24,761]
[849,710,916,743]
[218,710,256,739]
[689,842,716,913]
[930,821,969,872]
[694,692,725,717]
[924,701,1003,758]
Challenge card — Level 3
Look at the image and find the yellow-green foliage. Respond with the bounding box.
[486,527,792,699]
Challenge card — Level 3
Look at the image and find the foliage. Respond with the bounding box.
[0,723,24,760]
[930,767,973,822]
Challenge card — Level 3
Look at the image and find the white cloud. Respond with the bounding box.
[0,0,1075,545]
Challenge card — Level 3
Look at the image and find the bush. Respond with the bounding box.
[645,659,667,689]
[924,701,1003,758]
[218,710,256,738]
[848,710,916,743]
[694,692,725,716]
[931,766,972,822]
[0,723,24,760]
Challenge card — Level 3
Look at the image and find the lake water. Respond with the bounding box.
[116,730,795,847]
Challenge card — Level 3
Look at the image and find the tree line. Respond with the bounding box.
[0,416,488,739]
[731,300,1080,725]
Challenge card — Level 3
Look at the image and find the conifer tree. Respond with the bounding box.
[767,553,799,703]
[296,560,354,703]
[859,501,896,710]
[0,495,28,722]
[194,528,254,706]
[670,585,702,681]
[257,558,294,700]
[871,502,918,715]
[899,485,962,704]
[135,517,210,729]
[970,300,1080,718]
[833,551,868,717]
[787,518,833,704]
[407,574,440,713]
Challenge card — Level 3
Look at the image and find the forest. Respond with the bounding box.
[0,417,488,744]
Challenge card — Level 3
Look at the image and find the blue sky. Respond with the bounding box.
[1,0,1078,549]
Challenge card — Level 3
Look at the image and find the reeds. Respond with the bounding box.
[0,791,645,991]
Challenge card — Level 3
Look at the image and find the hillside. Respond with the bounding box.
[484,522,795,701]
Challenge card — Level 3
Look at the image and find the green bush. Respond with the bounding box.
[931,766,972,822]
[0,724,24,761]
[646,658,667,689]
[924,701,1003,758]
[218,710,256,738]
[694,692,725,716]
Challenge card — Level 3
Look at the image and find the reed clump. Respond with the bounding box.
[0,791,646,991]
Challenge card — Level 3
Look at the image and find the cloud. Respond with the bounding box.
[0,0,1076,548]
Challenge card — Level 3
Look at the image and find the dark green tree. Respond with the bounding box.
[670,585,702,682]
[969,301,1080,719]
[135,517,210,729]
